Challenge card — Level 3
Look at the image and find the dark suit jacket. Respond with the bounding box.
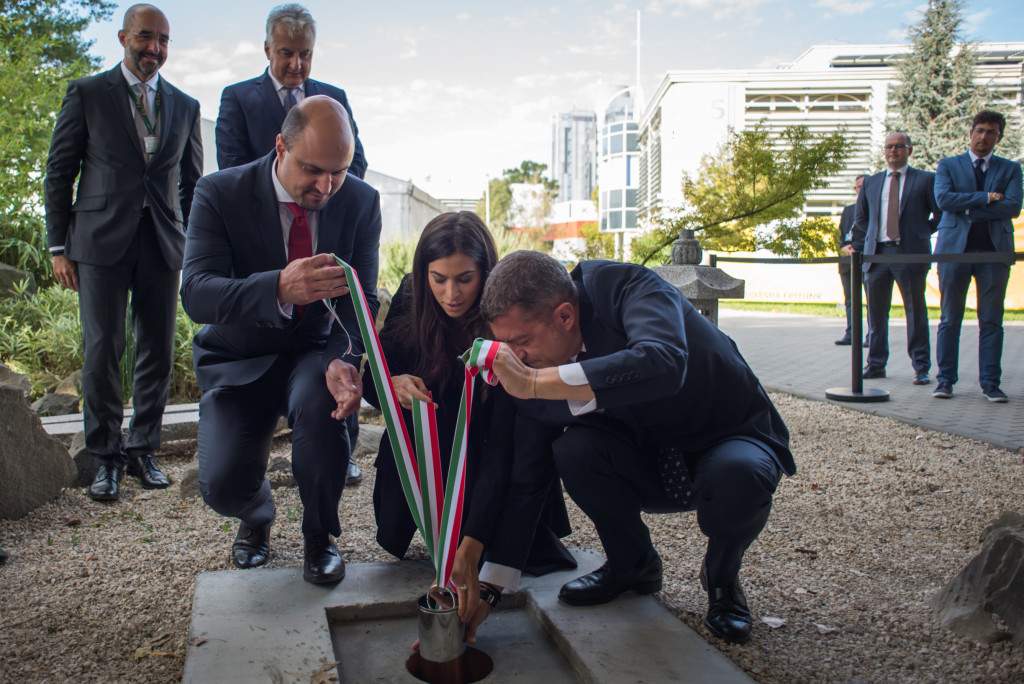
[852,167,940,273]
[44,65,203,268]
[837,202,856,275]
[488,261,794,570]
[180,152,381,392]
[215,69,367,177]
[934,152,1022,263]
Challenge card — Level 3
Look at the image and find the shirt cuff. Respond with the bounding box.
[278,299,293,319]
[50,246,65,255]
[558,362,597,415]
[480,562,521,593]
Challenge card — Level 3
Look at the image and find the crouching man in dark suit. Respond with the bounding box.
[474,252,795,644]
[181,96,381,584]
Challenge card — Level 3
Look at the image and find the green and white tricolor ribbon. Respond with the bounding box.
[325,255,499,592]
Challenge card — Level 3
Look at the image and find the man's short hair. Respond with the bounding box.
[972,110,1006,135]
[481,250,577,322]
[280,97,351,151]
[266,3,316,43]
[855,174,868,182]
[888,131,912,147]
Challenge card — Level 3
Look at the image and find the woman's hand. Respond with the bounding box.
[391,374,432,410]
[451,537,483,624]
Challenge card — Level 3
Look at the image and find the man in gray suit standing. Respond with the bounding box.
[44,4,203,502]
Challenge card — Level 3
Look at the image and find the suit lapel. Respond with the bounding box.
[254,155,288,268]
[956,153,975,189]
[154,77,176,159]
[105,67,146,162]
[899,167,915,214]
[257,70,286,131]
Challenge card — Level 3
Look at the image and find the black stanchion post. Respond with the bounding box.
[825,250,889,403]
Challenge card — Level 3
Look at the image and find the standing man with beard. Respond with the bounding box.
[44,4,203,502]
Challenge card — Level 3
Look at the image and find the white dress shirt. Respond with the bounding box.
[272,159,319,318]
[878,164,908,244]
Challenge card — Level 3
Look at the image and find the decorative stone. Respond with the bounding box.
[69,430,96,487]
[55,370,83,397]
[353,423,386,459]
[0,262,36,298]
[31,393,80,417]
[0,362,31,398]
[652,229,744,326]
[931,511,1024,646]
[179,462,201,499]
[0,387,76,519]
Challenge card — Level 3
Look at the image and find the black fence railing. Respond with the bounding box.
[708,250,1023,403]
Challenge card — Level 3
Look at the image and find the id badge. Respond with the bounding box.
[144,136,159,154]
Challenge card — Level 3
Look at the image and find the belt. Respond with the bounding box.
[877,241,901,249]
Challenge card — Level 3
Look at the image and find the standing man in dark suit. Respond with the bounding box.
[44,4,203,502]
[216,3,367,485]
[835,174,867,345]
[468,252,794,645]
[851,132,940,384]
[181,96,381,584]
[933,110,1022,402]
[215,3,366,178]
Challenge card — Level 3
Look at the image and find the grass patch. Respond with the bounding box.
[720,300,1024,322]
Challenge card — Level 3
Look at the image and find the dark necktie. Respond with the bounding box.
[974,158,986,191]
[886,171,900,242]
[285,202,312,317]
[284,88,298,114]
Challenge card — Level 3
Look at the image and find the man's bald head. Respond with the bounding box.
[275,96,356,211]
[122,4,165,30]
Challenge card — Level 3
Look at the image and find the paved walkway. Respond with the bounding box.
[718,309,1024,452]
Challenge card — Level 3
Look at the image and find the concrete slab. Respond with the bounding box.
[185,549,753,683]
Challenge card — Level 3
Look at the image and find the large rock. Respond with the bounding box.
[55,370,83,397]
[0,362,31,398]
[179,462,200,499]
[31,392,80,416]
[0,387,76,519]
[353,423,385,459]
[68,430,96,487]
[0,262,36,298]
[931,511,1024,647]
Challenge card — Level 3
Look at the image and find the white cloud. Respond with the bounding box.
[965,8,992,35]
[814,0,874,15]
[381,26,423,60]
[886,27,907,42]
[455,12,470,22]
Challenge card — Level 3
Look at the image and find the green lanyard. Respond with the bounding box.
[127,82,161,136]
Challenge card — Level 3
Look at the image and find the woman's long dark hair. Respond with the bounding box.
[398,211,498,390]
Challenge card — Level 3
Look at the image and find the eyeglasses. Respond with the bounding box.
[884,144,909,150]
[129,31,171,47]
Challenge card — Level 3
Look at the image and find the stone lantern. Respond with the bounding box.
[651,228,744,326]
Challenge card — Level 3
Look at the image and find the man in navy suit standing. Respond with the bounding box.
[181,96,381,584]
[471,252,794,645]
[215,3,367,178]
[216,4,368,485]
[45,4,203,502]
[933,111,1023,402]
[851,132,940,385]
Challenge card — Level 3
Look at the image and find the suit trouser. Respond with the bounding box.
[864,261,930,374]
[552,424,781,588]
[197,349,351,537]
[78,212,179,468]
[936,258,1010,388]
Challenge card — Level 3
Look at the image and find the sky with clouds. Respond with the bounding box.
[81,0,1021,199]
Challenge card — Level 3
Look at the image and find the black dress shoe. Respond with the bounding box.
[232,519,273,569]
[862,366,886,379]
[346,457,362,486]
[558,554,662,606]
[88,465,122,502]
[700,564,752,644]
[834,336,852,346]
[126,453,170,489]
[304,534,346,584]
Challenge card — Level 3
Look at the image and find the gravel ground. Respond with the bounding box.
[1,392,1023,683]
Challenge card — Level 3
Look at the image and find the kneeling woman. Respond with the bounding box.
[363,212,575,616]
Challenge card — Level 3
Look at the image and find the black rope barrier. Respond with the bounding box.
[705,250,1023,403]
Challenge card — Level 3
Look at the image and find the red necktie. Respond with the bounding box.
[886,171,900,242]
[284,202,312,317]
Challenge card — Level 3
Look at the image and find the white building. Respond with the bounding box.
[637,43,1024,222]
[551,109,598,204]
[599,88,641,234]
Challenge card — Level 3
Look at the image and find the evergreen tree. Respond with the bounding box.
[887,0,1020,171]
